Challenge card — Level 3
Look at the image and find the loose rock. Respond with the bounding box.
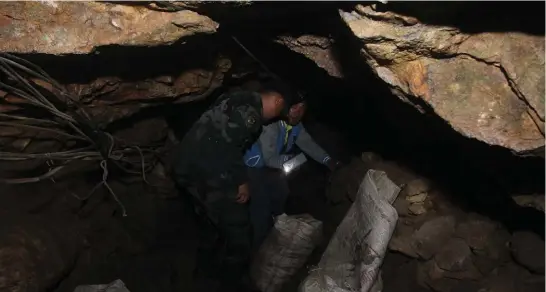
[510,231,545,274]
[511,194,545,213]
[412,216,456,260]
[0,217,82,292]
[408,202,427,215]
[435,239,473,272]
[434,238,481,280]
[423,261,462,292]
[407,193,428,204]
[472,229,511,275]
[389,223,419,258]
[404,179,430,197]
[481,263,545,292]
[455,215,497,251]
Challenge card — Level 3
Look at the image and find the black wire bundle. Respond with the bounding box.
[0,53,161,216]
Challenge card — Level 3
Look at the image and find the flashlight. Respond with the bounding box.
[282,153,308,175]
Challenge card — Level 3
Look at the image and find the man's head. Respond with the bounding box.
[258,79,293,120]
[286,101,307,125]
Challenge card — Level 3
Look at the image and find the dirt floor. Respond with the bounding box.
[0,120,543,292]
[281,150,545,292]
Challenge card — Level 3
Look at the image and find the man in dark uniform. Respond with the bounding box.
[171,79,292,291]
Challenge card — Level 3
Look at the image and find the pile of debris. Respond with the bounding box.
[325,153,545,292]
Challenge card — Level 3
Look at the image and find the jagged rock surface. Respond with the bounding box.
[2,2,544,155]
[0,1,218,54]
[337,4,544,153]
[276,35,343,78]
[62,57,231,127]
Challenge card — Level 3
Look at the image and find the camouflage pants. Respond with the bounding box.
[175,173,252,288]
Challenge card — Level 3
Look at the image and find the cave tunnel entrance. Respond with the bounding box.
[0,2,544,292]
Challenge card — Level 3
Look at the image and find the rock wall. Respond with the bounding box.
[1,2,543,154]
[0,2,218,54]
[337,3,544,153]
[0,1,232,188]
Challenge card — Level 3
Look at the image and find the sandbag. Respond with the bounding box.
[299,169,401,292]
[251,213,323,292]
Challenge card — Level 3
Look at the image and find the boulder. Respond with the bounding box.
[510,231,545,274]
[408,202,428,216]
[422,261,461,292]
[403,179,433,216]
[424,246,482,292]
[338,4,544,153]
[388,222,419,258]
[455,215,498,251]
[481,264,545,292]
[433,238,481,280]
[511,194,545,213]
[404,179,431,198]
[0,216,82,292]
[0,2,218,54]
[472,228,512,275]
[412,216,456,260]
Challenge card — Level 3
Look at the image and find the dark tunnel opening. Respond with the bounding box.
[0,2,544,292]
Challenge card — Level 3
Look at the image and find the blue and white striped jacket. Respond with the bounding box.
[243,120,331,168]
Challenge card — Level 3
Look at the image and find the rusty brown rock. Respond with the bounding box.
[0,2,218,54]
[58,57,228,126]
[276,35,343,78]
[339,5,545,153]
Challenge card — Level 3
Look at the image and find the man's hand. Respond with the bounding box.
[326,159,342,172]
[236,182,250,204]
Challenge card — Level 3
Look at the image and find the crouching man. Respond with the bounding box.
[244,96,342,251]
[171,80,291,291]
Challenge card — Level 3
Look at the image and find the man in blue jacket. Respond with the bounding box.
[243,97,341,250]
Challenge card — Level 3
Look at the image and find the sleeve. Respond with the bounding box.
[223,103,262,186]
[295,124,331,165]
[259,123,293,170]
